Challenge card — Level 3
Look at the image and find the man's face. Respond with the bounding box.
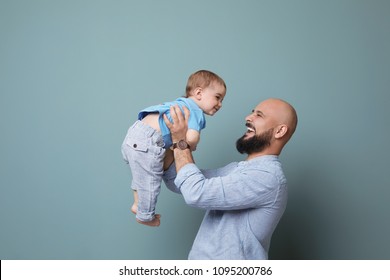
[235,101,279,154]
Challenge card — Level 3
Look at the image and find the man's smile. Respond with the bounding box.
[246,122,255,133]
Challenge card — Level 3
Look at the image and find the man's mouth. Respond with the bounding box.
[245,123,255,133]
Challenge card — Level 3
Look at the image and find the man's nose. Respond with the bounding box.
[245,114,253,122]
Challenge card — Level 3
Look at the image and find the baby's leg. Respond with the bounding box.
[124,122,163,227]
[163,149,174,170]
[131,190,138,215]
[131,191,161,226]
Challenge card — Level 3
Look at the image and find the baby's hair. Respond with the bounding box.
[185,70,226,97]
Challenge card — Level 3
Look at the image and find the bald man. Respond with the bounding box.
[163,98,298,260]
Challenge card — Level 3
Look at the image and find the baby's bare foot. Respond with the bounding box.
[136,214,161,227]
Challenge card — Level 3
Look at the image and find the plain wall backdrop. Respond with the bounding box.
[1,0,389,259]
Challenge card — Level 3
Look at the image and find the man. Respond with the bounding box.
[162,98,298,259]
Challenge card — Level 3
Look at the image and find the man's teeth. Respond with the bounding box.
[247,127,255,132]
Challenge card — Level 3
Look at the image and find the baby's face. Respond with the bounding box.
[198,82,226,116]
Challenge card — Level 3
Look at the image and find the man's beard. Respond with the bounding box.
[236,128,274,154]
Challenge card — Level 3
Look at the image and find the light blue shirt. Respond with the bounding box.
[163,155,288,259]
[138,97,206,147]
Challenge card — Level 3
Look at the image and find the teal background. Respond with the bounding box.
[1,0,389,259]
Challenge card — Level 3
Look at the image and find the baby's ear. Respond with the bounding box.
[192,87,203,100]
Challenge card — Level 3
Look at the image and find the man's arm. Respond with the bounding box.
[162,162,181,194]
[163,105,194,172]
[175,165,281,210]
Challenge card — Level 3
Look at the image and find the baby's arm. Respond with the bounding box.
[163,129,200,170]
[186,129,200,151]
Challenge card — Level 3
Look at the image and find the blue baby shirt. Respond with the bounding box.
[138,97,206,147]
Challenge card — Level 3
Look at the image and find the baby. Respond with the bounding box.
[121,70,226,226]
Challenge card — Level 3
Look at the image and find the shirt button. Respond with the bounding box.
[133,144,137,148]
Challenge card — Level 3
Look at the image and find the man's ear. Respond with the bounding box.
[274,124,288,139]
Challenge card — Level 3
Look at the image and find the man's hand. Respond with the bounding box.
[163,105,190,143]
[163,105,193,172]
